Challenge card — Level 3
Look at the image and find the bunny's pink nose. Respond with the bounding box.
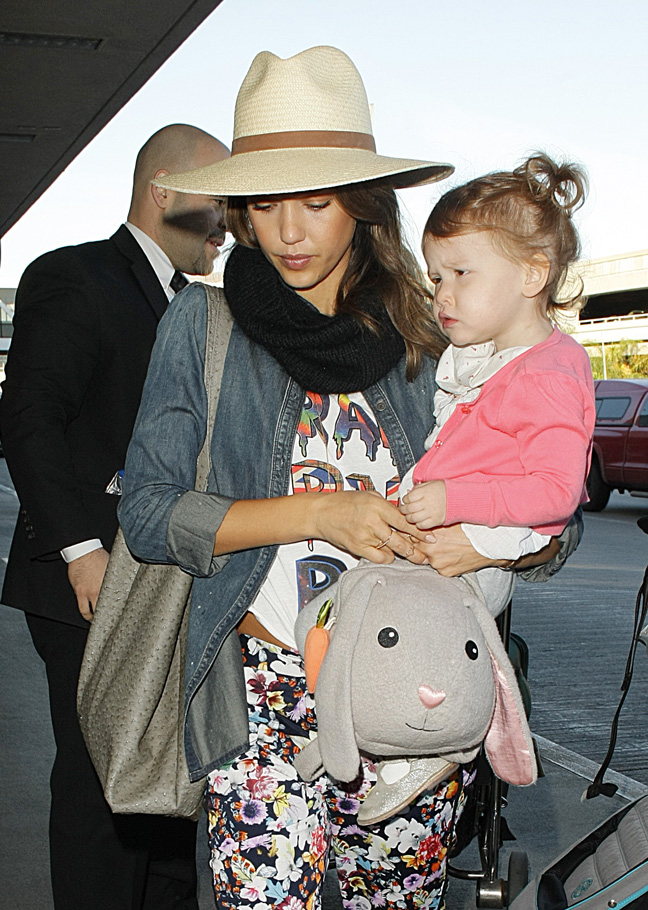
[418,685,446,709]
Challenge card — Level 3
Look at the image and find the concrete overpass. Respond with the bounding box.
[571,248,648,326]
[567,250,648,376]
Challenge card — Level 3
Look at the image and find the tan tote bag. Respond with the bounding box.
[77,286,232,820]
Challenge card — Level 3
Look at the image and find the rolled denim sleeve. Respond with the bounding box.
[118,284,234,577]
[166,490,234,576]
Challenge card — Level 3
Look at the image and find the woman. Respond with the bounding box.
[120,46,575,910]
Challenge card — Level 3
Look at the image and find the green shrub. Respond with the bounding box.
[586,341,648,379]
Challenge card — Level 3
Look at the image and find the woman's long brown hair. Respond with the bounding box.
[227,184,446,378]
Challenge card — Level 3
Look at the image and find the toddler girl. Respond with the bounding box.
[400,152,594,580]
[362,153,596,823]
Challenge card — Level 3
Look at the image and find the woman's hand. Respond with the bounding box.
[213,491,427,564]
[410,524,561,576]
[415,524,505,576]
[312,491,428,565]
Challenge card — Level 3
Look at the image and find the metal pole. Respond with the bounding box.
[601,340,607,379]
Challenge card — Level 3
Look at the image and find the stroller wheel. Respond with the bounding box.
[504,850,529,906]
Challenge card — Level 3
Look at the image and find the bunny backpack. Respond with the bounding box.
[294,560,537,822]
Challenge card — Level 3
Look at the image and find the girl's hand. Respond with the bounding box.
[312,491,428,565]
[399,481,447,529]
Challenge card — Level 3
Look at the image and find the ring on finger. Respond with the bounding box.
[405,545,414,557]
[376,529,393,549]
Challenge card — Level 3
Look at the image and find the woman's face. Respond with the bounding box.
[246,192,356,315]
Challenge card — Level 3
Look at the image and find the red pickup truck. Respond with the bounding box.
[584,378,648,511]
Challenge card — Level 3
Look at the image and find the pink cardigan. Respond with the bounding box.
[412,328,596,535]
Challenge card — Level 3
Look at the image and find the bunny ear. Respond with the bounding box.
[465,594,537,787]
[314,564,386,783]
[484,649,537,786]
[293,738,325,782]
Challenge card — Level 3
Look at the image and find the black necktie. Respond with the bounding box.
[170,270,188,294]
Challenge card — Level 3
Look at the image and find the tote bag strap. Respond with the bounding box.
[195,285,233,493]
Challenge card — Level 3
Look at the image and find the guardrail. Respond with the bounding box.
[579,312,648,327]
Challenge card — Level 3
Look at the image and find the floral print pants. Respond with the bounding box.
[206,635,473,910]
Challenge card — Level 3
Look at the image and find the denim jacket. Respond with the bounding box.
[119,283,580,780]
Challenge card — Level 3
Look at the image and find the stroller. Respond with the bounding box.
[449,515,648,908]
[448,602,534,908]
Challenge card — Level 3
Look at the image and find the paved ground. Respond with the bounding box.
[2,453,648,909]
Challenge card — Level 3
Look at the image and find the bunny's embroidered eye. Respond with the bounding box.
[465,640,479,660]
[378,627,399,648]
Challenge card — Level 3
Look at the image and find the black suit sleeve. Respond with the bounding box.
[0,253,104,557]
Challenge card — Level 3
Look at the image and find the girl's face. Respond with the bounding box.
[422,230,552,351]
[246,192,356,315]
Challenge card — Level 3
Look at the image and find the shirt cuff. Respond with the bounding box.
[60,539,103,563]
[462,524,550,560]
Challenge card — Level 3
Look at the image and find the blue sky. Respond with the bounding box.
[2,0,646,286]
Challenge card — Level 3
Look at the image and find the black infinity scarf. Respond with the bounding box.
[224,244,405,394]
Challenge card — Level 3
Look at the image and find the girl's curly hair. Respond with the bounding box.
[424,152,588,315]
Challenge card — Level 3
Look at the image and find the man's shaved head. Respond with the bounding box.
[127,123,230,276]
[130,124,229,207]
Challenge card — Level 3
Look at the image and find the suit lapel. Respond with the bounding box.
[111,225,169,322]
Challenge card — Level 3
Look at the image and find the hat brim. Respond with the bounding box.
[153,147,454,196]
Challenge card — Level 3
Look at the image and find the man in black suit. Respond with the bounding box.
[0,123,229,910]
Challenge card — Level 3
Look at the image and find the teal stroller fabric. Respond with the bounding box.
[510,794,648,909]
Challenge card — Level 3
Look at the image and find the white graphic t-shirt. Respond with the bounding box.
[249,390,399,648]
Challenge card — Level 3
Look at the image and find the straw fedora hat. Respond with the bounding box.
[154,46,454,197]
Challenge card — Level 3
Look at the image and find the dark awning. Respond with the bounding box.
[0,0,225,238]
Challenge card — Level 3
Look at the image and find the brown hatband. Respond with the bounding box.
[232,129,376,155]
